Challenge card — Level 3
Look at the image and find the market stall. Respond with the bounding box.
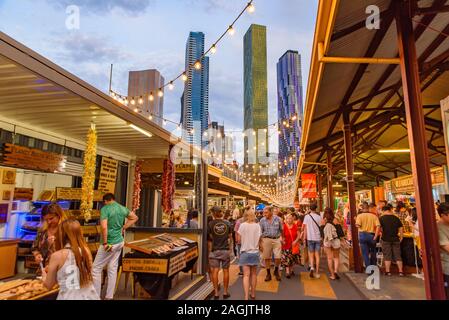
[122,234,198,300]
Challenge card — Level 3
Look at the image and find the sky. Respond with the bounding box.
[0,0,318,161]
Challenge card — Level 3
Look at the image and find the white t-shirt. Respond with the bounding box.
[238,222,261,254]
[304,212,323,241]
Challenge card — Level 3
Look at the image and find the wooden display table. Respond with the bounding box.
[0,239,19,279]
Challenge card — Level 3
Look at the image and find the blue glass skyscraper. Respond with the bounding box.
[181,32,209,147]
[277,50,303,176]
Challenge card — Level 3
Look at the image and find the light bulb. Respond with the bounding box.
[138,97,143,105]
[252,131,256,136]
[124,98,128,105]
[168,81,174,90]
[211,44,217,54]
[158,89,164,97]
[247,2,255,13]
[149,92,154,101]
[111,92,116,97]
[163,120,167,126]
[134,108,138,113]
[182,73,188,81]
[228,25,235,36]
[194,61,202,70]
[149,115,153,120]
[131,98,136,105]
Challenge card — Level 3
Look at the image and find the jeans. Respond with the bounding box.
[359,232,377,267]
[92,241,124,299]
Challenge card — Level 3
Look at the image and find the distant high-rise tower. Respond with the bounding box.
[243,24,268,173]
[181,32,209,147]
[277,50,303,177]
[128,69,164,126]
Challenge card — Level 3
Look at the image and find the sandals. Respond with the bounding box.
[223,293,231,299]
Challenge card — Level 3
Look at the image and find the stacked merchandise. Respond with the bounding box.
[0,279,58,300]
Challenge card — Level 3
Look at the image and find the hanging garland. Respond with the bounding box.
[81,123,97,222]
[132,160,143,212]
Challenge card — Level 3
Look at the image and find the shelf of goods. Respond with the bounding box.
[123,234,199,299]
[0,279,58,300]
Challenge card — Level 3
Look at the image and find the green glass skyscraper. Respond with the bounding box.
[244,24,268,173]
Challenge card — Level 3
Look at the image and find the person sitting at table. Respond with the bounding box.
[42,219,99,300]
[32,203,67,270]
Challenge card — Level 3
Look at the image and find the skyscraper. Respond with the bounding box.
[128,69,164,126]
[243,24,268,173]
[181,32,209,147]
[277,50,303,177]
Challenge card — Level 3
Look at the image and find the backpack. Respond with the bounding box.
[333,222,345,239]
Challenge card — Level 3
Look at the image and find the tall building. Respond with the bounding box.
[208,121,225,166]
[243,24,268,173]
[181,32,209,147]
[224,133,235,163]
[277,50,303,177]
[128,69,164,126]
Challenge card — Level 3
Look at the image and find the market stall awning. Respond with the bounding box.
[296,0,449,192]
[0,32,190,160]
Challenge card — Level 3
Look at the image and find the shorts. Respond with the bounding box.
[323,238,341,249]
[209,250,231,269]
[307,240,321,252]
[239,252,260,266]
[381,241,402,262]
[261,238,282,260]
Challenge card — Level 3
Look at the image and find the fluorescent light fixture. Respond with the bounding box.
[128,124,152,138]
[342,171,363,175]
[333,183,343,187]
[378,149,410,153]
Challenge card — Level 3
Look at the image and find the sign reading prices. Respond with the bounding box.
[98,157,118,194]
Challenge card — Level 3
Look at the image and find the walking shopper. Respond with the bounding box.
[355,203,381,269]
[207,206,232,299]
[302,203,323,279]
[437,203,449,299]
[379,204,404,276]
[281,214,301,278]
[236,208,261,300]
[92,193,138,300]
[42,219,99,300]
[259,206,284,281]
[323,208,341,280]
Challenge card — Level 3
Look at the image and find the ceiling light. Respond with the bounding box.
[129,124,152,138]
[378,149,410,153]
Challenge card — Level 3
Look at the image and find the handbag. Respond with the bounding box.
[286,225,300,255]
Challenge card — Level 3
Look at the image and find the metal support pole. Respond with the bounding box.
[199,160,209,275]
[327,149,334,209]
[395,0,446,300]
[343,112,363,273]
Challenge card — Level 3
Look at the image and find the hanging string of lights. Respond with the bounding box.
[109,0,255,111]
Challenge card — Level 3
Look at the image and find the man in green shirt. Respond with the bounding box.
[437,203,449,300]
[92,193,138,299]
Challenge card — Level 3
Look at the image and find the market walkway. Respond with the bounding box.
[215,263,366,300]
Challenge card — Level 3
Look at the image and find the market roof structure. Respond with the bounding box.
[296,0,449,191]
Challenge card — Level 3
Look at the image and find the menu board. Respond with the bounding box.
[2,143,66,173]
[55,187,104,201]
[98,157,118,194]
[168,252,187,277]
[122,258,168,274]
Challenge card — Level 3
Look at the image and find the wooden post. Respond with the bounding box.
[395,0,446,300]
[317,170,323,211]
[343,112,363,273]
[327,149,334,209]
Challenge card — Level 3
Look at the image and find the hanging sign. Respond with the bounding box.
[98,157,118,194]
[2,143,66,173]
[301,173,317,198]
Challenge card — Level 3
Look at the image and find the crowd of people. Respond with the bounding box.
[206,203,347,300]
[31,193,138,300]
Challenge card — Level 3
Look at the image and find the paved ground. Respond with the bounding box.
[211,263,366,300]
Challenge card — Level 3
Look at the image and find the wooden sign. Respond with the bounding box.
[168,252,187,277]
[2,143,66,173]
[175,164,195,173]
[185,246,198,262]
[13,188,33,201]
[55,187,103,201]
[1,168,16,184]
[122,258,168,274]
[98,157,118,194]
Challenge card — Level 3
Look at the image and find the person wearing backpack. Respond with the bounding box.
[323,208,343,280]
[302,203,323,279]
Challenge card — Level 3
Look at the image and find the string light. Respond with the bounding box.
[211,44,217,54]
[158,89,164,97]
[168,81,174,90]
[194,60,202,70]
[228,25,235,36]
[149,92,154,101]
[138,97,143,105]
[130,98,136,105]
[247,2,255,13]
[182,73,188,81]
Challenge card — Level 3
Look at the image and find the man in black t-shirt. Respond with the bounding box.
[207,206,232,300]
[379,204,404,276]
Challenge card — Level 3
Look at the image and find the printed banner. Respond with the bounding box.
[301,173,317,198]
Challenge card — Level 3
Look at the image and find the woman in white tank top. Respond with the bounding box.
[42,219,99,300]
